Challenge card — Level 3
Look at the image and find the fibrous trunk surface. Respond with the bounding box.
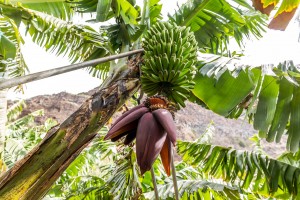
[0,54,142,200]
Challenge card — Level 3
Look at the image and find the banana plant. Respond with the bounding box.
[2,0,296,199]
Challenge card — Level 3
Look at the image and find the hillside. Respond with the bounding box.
[11,90,287,158]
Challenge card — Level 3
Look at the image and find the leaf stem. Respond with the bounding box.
[150,167,159,200]
[136,0,150,49]
[171,147,179,200]
[141,0,149,28]
[0,49,144,90]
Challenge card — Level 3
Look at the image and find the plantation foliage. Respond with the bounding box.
[1,0,300,199]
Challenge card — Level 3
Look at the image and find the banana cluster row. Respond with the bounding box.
[141,21,198,107]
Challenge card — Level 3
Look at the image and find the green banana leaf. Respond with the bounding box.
[96,0,112,21]
[193,69,260,116]
[0,2,109,62]
[177,140,300,198]
[170,0,266,53]
[18,1,73,21]
[193,55,300,152]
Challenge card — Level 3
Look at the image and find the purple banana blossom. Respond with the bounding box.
[104,97,177,175]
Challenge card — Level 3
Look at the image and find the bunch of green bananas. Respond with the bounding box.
[141,21,198,107]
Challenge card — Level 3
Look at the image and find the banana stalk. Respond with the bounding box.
[151,167,159,200]
[171,146,179,200]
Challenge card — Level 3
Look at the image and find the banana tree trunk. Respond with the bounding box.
[0,54,142,199]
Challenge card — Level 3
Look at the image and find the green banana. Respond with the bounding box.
[157,57,164,72]
[162,53,169,69]
[171,44,177,57]
[169,29,174,42]
[158,72,165,82]
[141,21,198,107]
[167,70,176,82]
[166,43,172,57]
[163,70,169,82]
[161,42,166,56]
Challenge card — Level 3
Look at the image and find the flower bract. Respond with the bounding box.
[105,96,177,175]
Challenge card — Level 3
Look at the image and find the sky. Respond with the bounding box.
[7,0,300,100]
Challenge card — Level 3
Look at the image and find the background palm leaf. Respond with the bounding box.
[0,15,28,85]
[0,2,112,79]
[177,139,300,198]
[193,55,300,152]
[69,0,139,23]
[277,149,300,168]
[143,161,243,200]
[15,1,74,21]
[145,179,242,200]
[68,0,103,14]
[6,99,25,122]
[169,0,267,54]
